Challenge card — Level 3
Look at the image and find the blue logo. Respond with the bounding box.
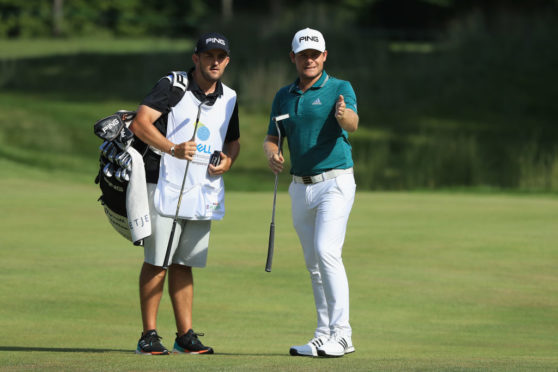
[197,144,212,154]
[197,125,210,141]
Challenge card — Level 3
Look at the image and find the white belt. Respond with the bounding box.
[293,168,353,185]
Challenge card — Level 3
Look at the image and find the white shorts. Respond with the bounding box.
[143,183,211,268]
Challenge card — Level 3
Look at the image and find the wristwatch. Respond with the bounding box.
[170,146,175,157]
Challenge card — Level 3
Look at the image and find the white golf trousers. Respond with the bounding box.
[289,173,356,338]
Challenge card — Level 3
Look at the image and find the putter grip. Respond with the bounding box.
[163,222,178,269]
[265,223,275,272]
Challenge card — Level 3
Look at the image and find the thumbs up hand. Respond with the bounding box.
[335,95,346,120]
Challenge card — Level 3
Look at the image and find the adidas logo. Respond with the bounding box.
[312,98,322,105]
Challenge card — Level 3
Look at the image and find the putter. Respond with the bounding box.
[162,100,207,269]
[265,113,289,272]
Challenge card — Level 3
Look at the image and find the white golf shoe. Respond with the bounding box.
[317,334,355,357]
[289,335,329,357]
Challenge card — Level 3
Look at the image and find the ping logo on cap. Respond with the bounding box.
[299,36,319,43]
[292,28,326,53]
[206,37,226,46]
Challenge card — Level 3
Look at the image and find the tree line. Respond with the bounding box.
[1,0,556,39]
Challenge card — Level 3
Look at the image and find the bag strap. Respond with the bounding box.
[146,71,190,156]
[165,71,188,108]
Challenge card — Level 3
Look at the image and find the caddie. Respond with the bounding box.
[263,27,359,358]
[129,32,240,355]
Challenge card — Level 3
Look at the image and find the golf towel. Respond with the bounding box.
[126,147,151,243]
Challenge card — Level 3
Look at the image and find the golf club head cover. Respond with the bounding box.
[94,114,125,142]
[116,110,136,126]
[116,126,134,150]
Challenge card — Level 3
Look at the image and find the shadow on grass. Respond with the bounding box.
[0,346,131,353]
[0,346,287,357]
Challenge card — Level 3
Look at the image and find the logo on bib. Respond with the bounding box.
[197,124,210,141]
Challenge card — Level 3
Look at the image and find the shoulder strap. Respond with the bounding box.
[164,71,188,108]
[165,71,188,91]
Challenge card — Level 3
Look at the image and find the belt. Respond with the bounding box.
[293,168,353,185]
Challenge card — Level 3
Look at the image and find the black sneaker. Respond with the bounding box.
[173,329,214,354]
[135,330,170,355]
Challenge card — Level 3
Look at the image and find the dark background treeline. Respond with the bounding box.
[2,0,556,40]
[1,0,557,191]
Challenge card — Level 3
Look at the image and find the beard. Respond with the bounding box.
[200,68,221,84]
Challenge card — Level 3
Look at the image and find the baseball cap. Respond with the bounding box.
[291,28,326,54]
[194,32,230,55]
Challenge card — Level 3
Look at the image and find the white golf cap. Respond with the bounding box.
[291,28,326,54]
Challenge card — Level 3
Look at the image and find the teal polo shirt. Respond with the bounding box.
[268,71,358,176]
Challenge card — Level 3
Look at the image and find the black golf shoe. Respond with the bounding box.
[135,330,170,355]
[173,329,214,354]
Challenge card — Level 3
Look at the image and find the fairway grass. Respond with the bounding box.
[1,172,557,371]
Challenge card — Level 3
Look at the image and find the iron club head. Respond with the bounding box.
[121,168,130,182]
[115,152,128,166]
[103,163,115,178]
[123,156,132,170]
[102,142,114,157]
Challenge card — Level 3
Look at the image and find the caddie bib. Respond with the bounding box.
[154,85,237,220]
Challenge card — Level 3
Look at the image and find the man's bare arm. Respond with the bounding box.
[129,104,197,160]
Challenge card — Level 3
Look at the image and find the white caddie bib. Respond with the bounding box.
[154,84,237,220]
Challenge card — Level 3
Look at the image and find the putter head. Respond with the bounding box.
[273,113,290,122]
[272,113,289,156]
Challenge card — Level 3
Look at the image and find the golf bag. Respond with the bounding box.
[93,71,188,245]
[94,110,147,244]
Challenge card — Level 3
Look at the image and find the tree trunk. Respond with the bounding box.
[222,0,233,22]
[53,0,63,37]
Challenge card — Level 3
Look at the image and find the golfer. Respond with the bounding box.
[263,27,358,358]
[129,32,239,355]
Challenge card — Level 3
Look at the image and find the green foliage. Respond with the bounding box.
[0,0,210,38]
[0,11,557,191]
[0,0,50,37]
